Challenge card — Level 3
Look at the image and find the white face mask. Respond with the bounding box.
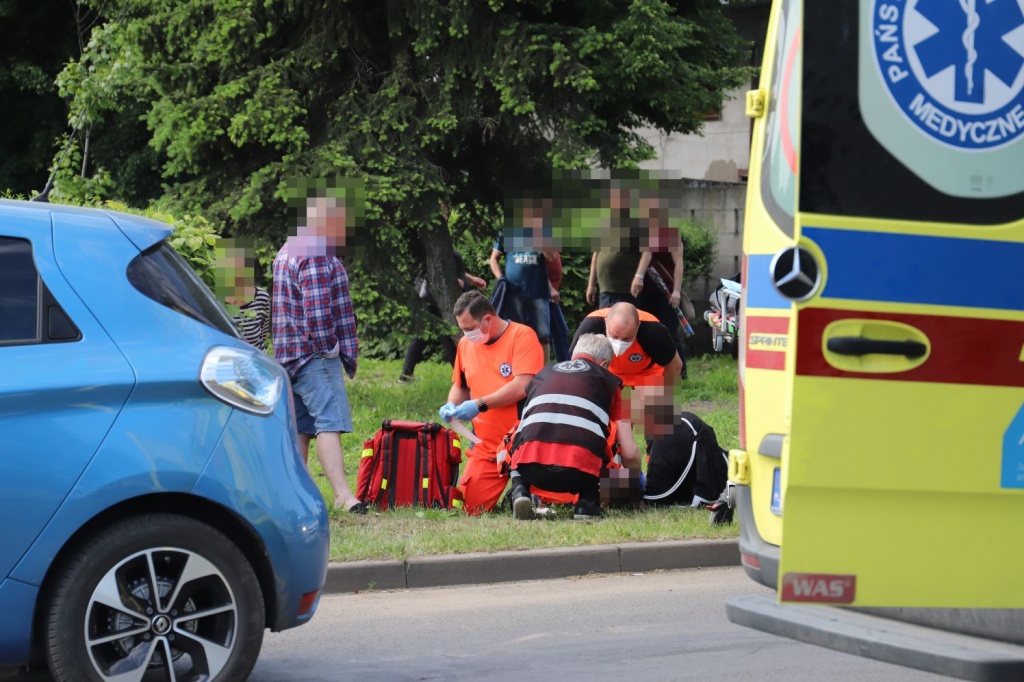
[609,338,631,356]
[463,317,491,345]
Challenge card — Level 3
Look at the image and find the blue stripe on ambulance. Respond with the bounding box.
[747,254,792,310]
[803,227,1024,311]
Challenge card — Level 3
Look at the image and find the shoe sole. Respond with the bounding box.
[573,514,601,520]
[513,496,535,520]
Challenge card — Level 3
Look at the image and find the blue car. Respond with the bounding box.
[0,199,330,681]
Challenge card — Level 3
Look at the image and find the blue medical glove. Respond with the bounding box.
[639,471,647,493]
[439,402,456,423]
[452,400,480,421]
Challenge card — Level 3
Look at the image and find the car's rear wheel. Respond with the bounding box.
[45,514,265,682]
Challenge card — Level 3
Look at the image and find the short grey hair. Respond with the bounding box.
[573,333,613,365]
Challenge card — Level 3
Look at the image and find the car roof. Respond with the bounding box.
[0,199,173,252]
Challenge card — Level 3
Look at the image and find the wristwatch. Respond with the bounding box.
[476,399,489,413]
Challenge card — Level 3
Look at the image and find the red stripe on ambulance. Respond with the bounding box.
[796,309,1024,388]
[747,316,790,334]
[746,316,789,370]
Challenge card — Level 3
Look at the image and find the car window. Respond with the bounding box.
[0,237,39,343]
[127,241,239,337]
[759,0,800,236]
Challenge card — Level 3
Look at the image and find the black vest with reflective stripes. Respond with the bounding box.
[514,358,621,463]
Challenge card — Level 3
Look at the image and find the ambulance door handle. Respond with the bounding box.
[826,336,927,359]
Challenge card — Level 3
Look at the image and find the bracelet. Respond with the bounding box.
[633,274,644,280]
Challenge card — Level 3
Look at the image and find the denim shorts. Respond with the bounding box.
[291,356,353,435]
[511,295,551,342]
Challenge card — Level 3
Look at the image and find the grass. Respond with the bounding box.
[305,354,740,562]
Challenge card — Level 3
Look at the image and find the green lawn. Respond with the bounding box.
[306,354,739,562]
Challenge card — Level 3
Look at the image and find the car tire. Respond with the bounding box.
[44,513,265,682]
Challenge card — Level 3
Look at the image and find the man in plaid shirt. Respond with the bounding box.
[272,194,365,513]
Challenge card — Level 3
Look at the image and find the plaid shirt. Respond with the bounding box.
[272,242,358,378]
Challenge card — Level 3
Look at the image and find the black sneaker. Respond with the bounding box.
[510,481,535,520]
[513,495,535,520]
[573,498,603,520]
[397,374,415,383]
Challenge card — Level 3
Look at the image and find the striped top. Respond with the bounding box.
[232,286,271,351]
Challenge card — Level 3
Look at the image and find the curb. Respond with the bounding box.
[324,539,739,593]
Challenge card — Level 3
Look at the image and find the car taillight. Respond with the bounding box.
[199,345,284,416]
[297,589,322,616]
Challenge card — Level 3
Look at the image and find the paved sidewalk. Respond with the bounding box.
[324,538,739,593]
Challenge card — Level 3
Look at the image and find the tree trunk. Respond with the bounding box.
[419,222,462,326]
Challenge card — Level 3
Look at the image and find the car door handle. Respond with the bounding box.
[826,336,927,359]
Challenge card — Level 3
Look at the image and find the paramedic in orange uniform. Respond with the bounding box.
[571,302,682,389]
[439,290,544,514]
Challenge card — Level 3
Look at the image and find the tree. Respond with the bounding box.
[56,0,749,338]
[0,1,80,194]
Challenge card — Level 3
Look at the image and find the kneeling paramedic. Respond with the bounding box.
[506,333,641,520]
[439,291,544,514]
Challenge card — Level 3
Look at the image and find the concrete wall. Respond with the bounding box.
[638,93,752,184]
[674,181,747,356]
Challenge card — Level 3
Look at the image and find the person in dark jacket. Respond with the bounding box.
[643,411,729,509]
[507,333,641,520]
[399,250,485,382]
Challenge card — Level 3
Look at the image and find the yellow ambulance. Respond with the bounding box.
[725,0,1024,677]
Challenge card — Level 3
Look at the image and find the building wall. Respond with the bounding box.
[638,93,753,184]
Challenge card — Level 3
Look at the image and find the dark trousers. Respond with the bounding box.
[513,463,600,507]
[401,334,457,376]
[598,291,638,309]
[550,302,570,363]
[637,288,687,375]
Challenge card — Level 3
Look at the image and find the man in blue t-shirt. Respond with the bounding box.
[489,199,558,361]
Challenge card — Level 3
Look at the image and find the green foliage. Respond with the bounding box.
[46,0,747,356]
[161,211,222,287]
[0,2,80,195]
[677,218,718,282]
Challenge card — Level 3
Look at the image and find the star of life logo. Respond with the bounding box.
[554,359,589,373]
[499,362,512,378]
[873,0,1024,150]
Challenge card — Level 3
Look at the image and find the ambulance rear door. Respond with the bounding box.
[777,0,1024,608]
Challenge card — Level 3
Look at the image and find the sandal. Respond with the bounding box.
[346,501,369,515]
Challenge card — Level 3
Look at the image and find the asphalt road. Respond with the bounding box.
[251,565,948,682]
[3,566,951,681]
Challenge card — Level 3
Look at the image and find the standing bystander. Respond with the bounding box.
[272,194,365,513]
[399,249,486,382]
[586,183,649,310]
[490,197,558,361]
[215,237,271,352]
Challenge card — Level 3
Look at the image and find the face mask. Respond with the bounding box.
[464,317,490,344]
[609,338,631,356]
